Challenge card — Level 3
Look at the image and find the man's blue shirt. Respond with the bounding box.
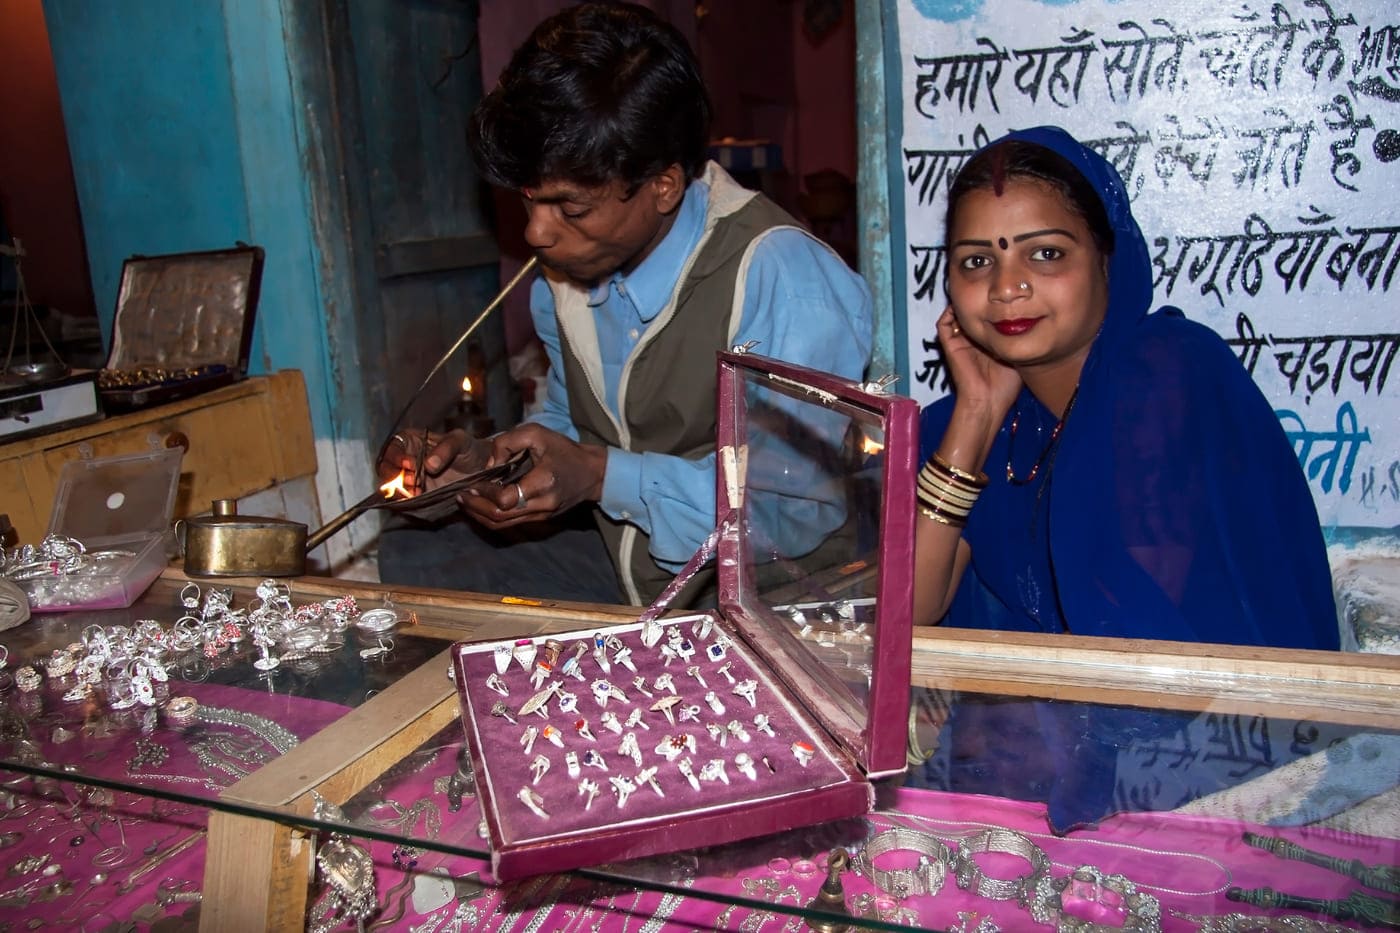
[528,176,873,569]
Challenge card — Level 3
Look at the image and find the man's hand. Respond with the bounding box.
[378,429,493,519]
[459,424,608,529]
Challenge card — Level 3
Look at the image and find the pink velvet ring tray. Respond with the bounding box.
[453,351,919,881]
[452,616,870,880]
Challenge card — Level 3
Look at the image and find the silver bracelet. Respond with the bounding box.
[848,827,951,899]
[952,828,1050,902]
[637,882,691,933]
[1172,912,1350,933]
[1028,866,1162,933]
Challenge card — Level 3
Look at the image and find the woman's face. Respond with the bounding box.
[946,178,1109,380]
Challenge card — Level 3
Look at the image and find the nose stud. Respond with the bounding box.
[1018,282,1030,291]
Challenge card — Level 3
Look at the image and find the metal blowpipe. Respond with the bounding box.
[305,256,540,553]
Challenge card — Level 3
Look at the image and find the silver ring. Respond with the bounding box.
[514,483,527,509]
[356,607,399,633]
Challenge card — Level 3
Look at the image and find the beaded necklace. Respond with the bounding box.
[1006,385,1081,485]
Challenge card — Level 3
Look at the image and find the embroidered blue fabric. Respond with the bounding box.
[913,126,1340,833]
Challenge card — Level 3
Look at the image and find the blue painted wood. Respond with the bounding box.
[41,1,256,360]
[879,1,911,394]
[223,0,366,449]
[856,1,899,384]
[39,0,357,450]
[338,0,509,441]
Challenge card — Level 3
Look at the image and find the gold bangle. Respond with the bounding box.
[931,453,989,488]
[917,472,980,506]
[919,463,983,500]
[917,474,979,511]
[918,465,985,501]
[917,492,972,521]
[918,504,966,528]
[917,479,973,509]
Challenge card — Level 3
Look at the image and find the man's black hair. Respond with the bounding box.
[469,2,711,193]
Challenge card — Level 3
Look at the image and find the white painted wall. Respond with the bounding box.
[888,0,1400,529]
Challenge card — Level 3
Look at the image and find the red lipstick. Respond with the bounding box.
[993,318,1040,336]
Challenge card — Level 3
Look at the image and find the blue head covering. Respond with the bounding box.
[921,125,1338,650]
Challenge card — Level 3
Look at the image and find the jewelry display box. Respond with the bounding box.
[99,244,264,412]
[451,350,919,880]
[18,446,183,611]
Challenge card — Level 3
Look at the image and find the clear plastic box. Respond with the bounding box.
[18,447,183,612]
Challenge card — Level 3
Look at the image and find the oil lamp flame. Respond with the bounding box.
[380,470,411,500]
[861,435,884,456]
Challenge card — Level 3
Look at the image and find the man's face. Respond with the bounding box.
[521,166,685,287]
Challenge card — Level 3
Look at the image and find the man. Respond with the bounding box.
[378,1,872,606]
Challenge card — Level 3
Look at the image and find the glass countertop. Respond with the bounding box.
[1,574,1397,932]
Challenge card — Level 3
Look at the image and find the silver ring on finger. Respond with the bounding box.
[514,483,527,510]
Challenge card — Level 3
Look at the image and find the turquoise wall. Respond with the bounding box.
[41,0,353,445]
[42,2,252,343]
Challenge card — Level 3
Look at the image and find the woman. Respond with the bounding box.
[914,125,1337,650]
[908,127,1340,831]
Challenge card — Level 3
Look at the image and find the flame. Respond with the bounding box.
[461,375,473,394]
[861,434,885,456]
[380,470,411,500]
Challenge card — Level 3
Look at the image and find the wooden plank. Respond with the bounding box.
[0,462,39,543]
[221,647,458,809]
[262,369,318,479]
[0,374,318,543]
[911,626,1400,728]
[0,375,266,456]
[203,648,462,930]
[374,233,500,279]
[199,810,313,933]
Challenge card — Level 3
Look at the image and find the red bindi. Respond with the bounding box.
[989,145,1007,197]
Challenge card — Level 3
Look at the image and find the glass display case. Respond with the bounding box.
[1,573,1397,932]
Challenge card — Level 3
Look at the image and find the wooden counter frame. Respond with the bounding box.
[181,571,1399,931]
[910,625,1400,730]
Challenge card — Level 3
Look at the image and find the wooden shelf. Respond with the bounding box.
[0,370,316,544]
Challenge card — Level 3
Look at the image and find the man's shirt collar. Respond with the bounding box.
[585,178,709,318]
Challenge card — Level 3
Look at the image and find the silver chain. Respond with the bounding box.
[195,706,299,754]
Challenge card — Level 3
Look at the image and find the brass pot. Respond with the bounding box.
[177,499,307,578]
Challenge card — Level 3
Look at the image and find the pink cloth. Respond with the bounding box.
[389,784,1396,931]
[0,681,349,927]
[6,679,1392,931]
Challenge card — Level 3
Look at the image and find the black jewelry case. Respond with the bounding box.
[98,244,264,412]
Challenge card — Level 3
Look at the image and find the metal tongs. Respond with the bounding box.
[377,448,533,514]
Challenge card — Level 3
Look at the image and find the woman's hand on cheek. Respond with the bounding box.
[937,306,1022,415]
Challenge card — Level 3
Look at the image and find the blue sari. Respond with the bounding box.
[914,127,1339,831]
